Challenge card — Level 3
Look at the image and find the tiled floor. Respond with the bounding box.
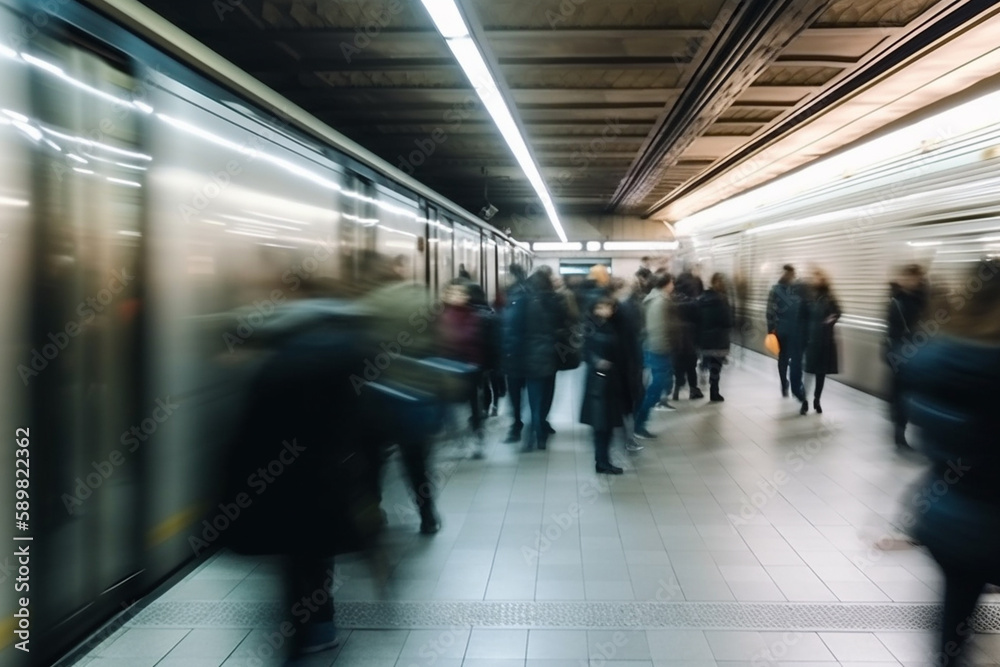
[68,350,1000,667]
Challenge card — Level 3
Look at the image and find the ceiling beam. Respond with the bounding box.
[608,0,836,212]
[246,54,692,74]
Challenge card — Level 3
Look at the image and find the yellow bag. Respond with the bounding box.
[765,333,781,356]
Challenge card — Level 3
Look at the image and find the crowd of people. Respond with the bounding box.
[216,251,998,666]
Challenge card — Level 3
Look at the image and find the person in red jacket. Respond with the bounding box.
[439,280,488,458]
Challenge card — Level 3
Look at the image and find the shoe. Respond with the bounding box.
[653,402,668,411]
[710,392,724,402]
[490,406,498,417]
[504,425,522,444]
[544,422,555,435]
[634,427,655,439]
[419,508,441,535]
[800,399,808,415]
[658,401,676,411]
[781,382,789,398]
[299,621,339,654]
[625,439,644,452]
[596,463,623,475]
[813,399,822,414]
[690,387,704,399]
[471,445,485,460]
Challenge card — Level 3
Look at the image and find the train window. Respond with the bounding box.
[373,184,424,284]
[435,215,454,294]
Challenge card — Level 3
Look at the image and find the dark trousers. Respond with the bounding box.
[526,377,548,447]
[776,333,804,398]
[468,370,484,432]
[542,374,556,425]
[482,370,504,410]
[283,552,334,655]
[593,428,612,467]
[673,353,698,392]
[936,559,984,666]
[703,356,723,394]
[507,375,526,427]
[889,368,906,428]
[399,437,435,515]
[813,373,826,400]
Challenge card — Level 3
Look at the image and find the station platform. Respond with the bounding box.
[66,350,1000,667]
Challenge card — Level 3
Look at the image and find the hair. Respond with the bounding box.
[458,263,472,280]
[652,272,673,290]
[941,259,1000,342]
[902,264,925,278]
[591,295,617,314]
[510,263,527,282]
[635,267,652,280]
[528,269,553,291]
[812,267,833,295]
[779,264,795,284]
[536,265,554,276]
[710,272,726,293]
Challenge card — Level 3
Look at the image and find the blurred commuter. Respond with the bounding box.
[439,280,489,458]
[539,266,582,433]
[634,267,654,299]
[501,265,565,450]
[886,264,929,449]
[501,264,531,443]
[358,253,444,534]
[614,278,646,451]
[671,273,703,400]
[222,296,383,661]
[900,259,1000,666]
[802,268,842,414]
[634,273,675,439]
[581,296,630,474]
[579,263,612,313]
[767,264,808,408]
[698,273,732,402]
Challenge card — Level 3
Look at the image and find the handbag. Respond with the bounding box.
[765,332,781,356]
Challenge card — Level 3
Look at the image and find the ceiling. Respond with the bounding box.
[133,0,1000,235]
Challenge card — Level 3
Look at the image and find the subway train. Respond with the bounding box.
[0,0,529,663]
[673,83,1000,398]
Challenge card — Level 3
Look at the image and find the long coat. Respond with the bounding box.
[804,292,841,375]
[580,315,629,431]
[900,336,1000,577]
[698,289,732,356]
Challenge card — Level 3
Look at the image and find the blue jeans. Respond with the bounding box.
[636,351,673,429]
[776,333,804,399]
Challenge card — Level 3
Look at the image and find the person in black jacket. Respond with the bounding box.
[671,273,703,400]
[802,268,842,415]
[581,296,629,474]
[899,258,1000,666]
[886,264,928,449]
[698,273,732,402]
[767,265,809,410]
[501,264,531,443]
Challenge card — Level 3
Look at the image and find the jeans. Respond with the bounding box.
[593,428,612,467]
[507,375,525,427]
[703,356,723,394]
[526,377,549,447]
[776,333,804,398]
[636,351,673,429]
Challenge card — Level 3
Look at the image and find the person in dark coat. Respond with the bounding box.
[501,266,564,450]
[501,264,531,443]
[698,273,732,402]
[802,268,842,415]
[671,273,703,400]
[581,296,629,474]
[899,258,1000,666]
[767,264,808,409]
[885,263,929,449]
[615,278,646,451]
[222,300,383,661]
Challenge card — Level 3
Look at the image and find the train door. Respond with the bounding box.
[485,235,497,303]
[374,184,424,283]
[21,23,147,648]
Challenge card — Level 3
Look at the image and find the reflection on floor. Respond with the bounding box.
[70,350,1000,666]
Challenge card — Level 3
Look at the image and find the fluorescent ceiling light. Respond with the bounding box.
[907,241,942,247]
[421,0,567,243]
[586,241,602,252]
[603,241,678,251]
[533,242,582,252]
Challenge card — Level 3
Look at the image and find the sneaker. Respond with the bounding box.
[544,422,556,435]
[800,399,808,415]
[655,401,676,411]
[299,621,339,654]
[419,508,441,535]
[710,393,724,402]
[634,427,656,439]
[625,439,644,452]
[690,387,704,399]
[504,425,523,444]
[596,463,623,475]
